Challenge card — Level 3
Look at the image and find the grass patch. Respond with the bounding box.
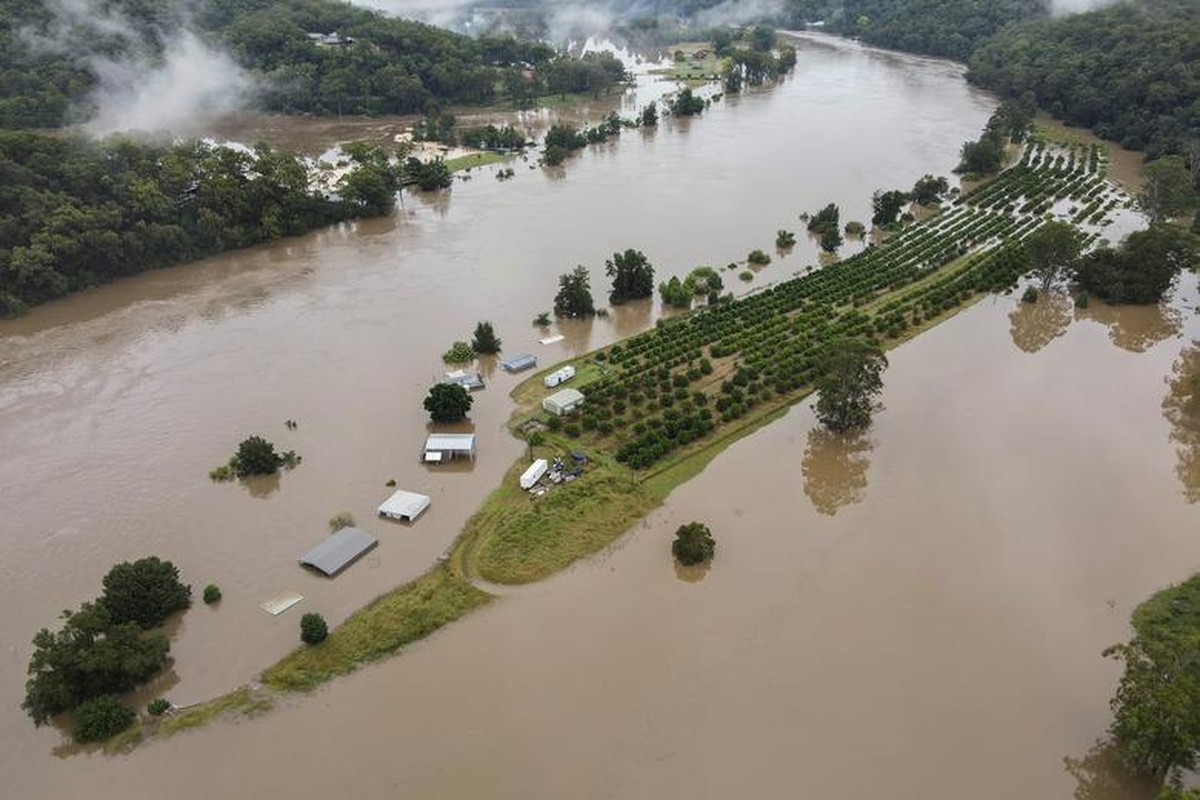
[261,568,491,692]
[157,687,274,737]
[446,152,513,172]
[463,460,657,584]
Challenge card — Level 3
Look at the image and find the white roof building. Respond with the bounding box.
[378,490,431,522]
[543,388,585,416]
[423,433,477,462]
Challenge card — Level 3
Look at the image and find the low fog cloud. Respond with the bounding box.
[361,0,785,38]
[24,0,253,136]
[1048,0,1122,15]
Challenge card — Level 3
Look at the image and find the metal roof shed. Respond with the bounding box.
[299,527,378,577]
[501,355,537,372]
[543,388,585,416]
[424,433,477,461]
[378,490,431,522]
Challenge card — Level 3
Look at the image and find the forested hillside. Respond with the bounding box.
[968,0,1199,159]
[785,0,1045,61]
[0,133,400,314]
[0,0,558,127]
[778,0,1196,159]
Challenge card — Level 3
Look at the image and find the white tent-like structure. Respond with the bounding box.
[520,459,548,490]
[378,490,431,522]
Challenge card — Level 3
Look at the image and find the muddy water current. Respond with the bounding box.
[3,34,1195,799]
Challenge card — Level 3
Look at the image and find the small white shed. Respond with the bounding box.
[543,388,585,416]
[378,490,431,522]
[520,459,549,489]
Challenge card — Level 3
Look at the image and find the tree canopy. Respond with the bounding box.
[813,338,888,432]
[424,382,472,423]
[100,556,192,629]
[1024,221,1084,291]
[1075,225,1198,305]
[23,601,169,726]
[672,521,716,566]
[471,321,502,354]
[1105,573,1200,780]
[606,248,655,305]
[554,266,596,318]
[0,133,398,315]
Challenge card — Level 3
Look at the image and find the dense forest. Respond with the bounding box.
[967,1,1199,158]
[0,0,560,127]
[0,133,400,314]
[778,0,1197,159]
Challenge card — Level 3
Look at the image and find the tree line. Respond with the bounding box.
[0,133,402,314]
[0,0,625,127]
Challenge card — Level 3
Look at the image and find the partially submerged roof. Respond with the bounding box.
[501,354,537,372]
[299,527,378,577]
[425,433,477,453]
[378,490,431,522]
[260,591,304,616]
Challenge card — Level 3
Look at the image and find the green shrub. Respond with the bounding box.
[147,698,170,716]
[202,584,221,605]
[73,696,135,743]
[739,271,753,282]
[747,249,771,266]
[442,340,475,363]
[1021,286,1040,304]
[300,613,329,645]
[328,511,355,531]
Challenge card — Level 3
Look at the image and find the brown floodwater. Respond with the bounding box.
[3,34,1190,799]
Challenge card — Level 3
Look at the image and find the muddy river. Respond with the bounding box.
[3,34,1193,799]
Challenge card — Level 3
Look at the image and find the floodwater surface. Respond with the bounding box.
[3,34,1193,800]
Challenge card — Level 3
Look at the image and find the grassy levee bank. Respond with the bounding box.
[261,568,492,691]
[110,132,1132,748]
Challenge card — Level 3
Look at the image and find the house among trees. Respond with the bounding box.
[306,32,355,47]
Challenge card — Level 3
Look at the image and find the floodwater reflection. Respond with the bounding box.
[1009,289,1073,353]
[801,426,873,516]
[1163,342,1200,503]
[1077,300,1182,353]
[1062,739,1158,800]
[242,473,282,499]
[673,553,712,583]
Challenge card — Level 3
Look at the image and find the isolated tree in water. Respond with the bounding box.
[471,321,502,354]
[235,435,284,477]
[554,265,596,318]
[672,522,716,566]
[424,382,473,423]
[814,339,888,432]
[606,248,655,304]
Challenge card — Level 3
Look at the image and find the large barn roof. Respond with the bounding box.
[299,527,378,576]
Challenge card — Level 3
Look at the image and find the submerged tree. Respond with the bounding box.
[606,248,655,305]
[1074,225,1197,304]
[813,339,888,432]
[234,435,285,477]
[554,265,596,318]
[672,522,716,566]
[423,382,473,423]
[872,189,910,226]
[1024,221,1083,291]
[23,602,169,725]
[100,556,192,629]
[471,321,502,354]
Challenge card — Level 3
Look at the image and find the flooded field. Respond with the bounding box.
[2,33,1191,799]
